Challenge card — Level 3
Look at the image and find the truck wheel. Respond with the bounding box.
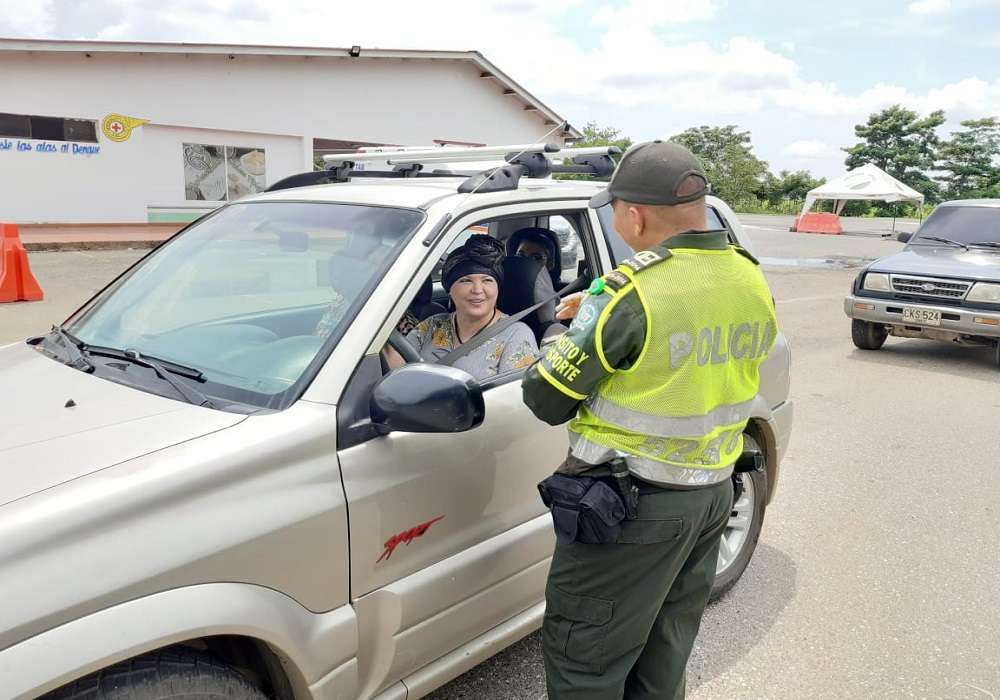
[42,648,267,700]
[711,435,767,600]
[852,319,888,350]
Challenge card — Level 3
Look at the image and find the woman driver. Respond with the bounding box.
[391,235,538,379]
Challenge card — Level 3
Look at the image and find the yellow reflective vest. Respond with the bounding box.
[565,237,778,487]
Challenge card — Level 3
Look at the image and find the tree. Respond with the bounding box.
[936,117,1000,199]
[557,122,633,181]
[670,125,769,203]
[758,169,825,205]
[843,105,945,201]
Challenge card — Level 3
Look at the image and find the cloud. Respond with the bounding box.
[783,140,838,159]
[767,76,1000,120]
[0,0,52,36]
[592,0,720,28]
[908,0,952,14]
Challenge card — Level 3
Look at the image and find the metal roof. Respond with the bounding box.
[0,37,581,139]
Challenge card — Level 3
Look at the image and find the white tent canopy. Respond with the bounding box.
[801,163,924,216]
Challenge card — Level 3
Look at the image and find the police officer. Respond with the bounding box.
[522,140,779,699]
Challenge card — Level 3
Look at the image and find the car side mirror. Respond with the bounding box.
[371,363,485,433]
[897,231,913,244]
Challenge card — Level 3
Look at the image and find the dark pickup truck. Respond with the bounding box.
[845,199,1000,367]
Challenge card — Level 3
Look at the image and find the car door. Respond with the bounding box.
[336,199,604,698]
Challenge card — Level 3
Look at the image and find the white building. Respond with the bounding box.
[0,39,580,224]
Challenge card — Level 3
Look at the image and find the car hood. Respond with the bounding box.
[0,342,246,507]
[871,246,1000,281]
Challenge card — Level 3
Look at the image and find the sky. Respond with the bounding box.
[3,0,1000,178]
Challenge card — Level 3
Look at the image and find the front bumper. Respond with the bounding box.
[844,294,1000,339]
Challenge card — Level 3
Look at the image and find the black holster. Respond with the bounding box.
[608,458,640,521]
[537,474,625,545]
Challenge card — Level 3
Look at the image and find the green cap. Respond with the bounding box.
[588,140,709,209]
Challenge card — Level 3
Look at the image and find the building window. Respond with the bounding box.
[0,112,99,143]
[65,119,98,142]
[183,143,267,202]
[0,113,30,138]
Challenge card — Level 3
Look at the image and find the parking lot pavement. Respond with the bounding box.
[7,223,1000,699]
[0,249,146,344]
[740,214,912,267]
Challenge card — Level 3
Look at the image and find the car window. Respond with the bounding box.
[706,206,726,231]
[431,224,490,282]
[597,203,733,264]
[67,201,423,408]
[547,215,586,285]
[389,208,597,387]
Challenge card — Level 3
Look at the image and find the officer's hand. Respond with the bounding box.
[555,292,585,321]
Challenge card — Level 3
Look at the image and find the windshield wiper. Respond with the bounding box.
[86,345,217,409]
[970,241,1000,249]
[45,325,95,372]
[917,236,969,251]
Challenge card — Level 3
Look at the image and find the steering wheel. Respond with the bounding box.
[389,329,424,363]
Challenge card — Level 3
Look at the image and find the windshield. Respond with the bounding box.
[912,206,1000,246]
[66,201,424,409]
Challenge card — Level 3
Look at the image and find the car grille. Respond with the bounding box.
[890,274,970,300]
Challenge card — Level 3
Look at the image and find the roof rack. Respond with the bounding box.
[327,142,562,165]
[266,143,621,194]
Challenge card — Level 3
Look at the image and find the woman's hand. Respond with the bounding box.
[383,344,405,369]
[555,292,585,321]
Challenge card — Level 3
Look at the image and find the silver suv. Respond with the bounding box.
[1,147,793,700]
[846,199,1000,366]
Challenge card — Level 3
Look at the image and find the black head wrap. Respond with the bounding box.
[442,234,506,291]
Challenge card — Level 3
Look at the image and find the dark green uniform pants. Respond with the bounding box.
[543,479,733,700]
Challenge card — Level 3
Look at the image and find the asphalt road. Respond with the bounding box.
[4,217,999,699]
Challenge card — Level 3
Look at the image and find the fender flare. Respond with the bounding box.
[746,394,780,505]
[0,583,358,700]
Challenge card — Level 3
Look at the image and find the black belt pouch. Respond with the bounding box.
[538,474,626,545]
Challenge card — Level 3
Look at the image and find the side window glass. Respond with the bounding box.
[548,215,586,285]
[706,206,740,245]
[598,203,734,263]
[596,204,632,265]
[431,224,490,283]
[706,206,725,231]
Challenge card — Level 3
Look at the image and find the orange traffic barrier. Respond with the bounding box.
[794,212,842,235]
[0,222,44,302]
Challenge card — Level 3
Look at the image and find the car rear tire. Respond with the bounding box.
[994,341,1000,369]
[42,648,267,700]
[852,319,888,350]
[711,435,767,600]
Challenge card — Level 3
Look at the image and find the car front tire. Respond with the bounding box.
[42,648,268,700]
[852,319,888,350]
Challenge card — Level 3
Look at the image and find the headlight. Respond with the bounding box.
[863,273,891,292]
[966,282,1000,303]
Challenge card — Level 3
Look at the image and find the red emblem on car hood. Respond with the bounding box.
[377,515,446,563]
